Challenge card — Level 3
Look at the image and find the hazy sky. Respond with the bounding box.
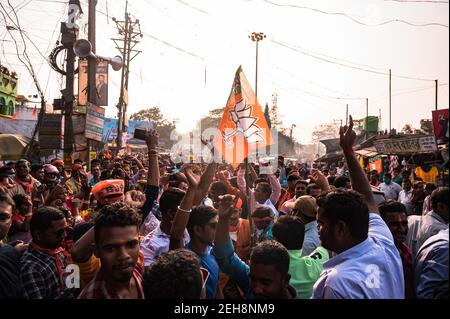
[1,0,448,143]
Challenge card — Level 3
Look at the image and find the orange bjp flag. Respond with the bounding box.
[213,66,272,168]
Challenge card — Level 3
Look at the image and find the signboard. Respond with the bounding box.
[72,114,87,151]
[78,60,88,106]
[39,114,62,149]
[374,135,437,154]
[96,61,108,106]
[40,114,62,135]
[432,109,449,145]
[86,103,105,141]
[102,118,153,143]
[419,136,438,152]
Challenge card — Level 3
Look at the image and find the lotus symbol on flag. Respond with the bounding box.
[222,98,266,148]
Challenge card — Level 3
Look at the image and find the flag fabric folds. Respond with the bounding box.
[213,66,272,167]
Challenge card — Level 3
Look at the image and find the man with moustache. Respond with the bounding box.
[78,202,143,299]
[379,200,415,299]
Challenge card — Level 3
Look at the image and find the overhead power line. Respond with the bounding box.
[384,0,449,3]
[261,0,449,28]
[268,37,436,82]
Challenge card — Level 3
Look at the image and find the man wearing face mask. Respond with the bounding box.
[399,179,414,215]
[379,173,403,201]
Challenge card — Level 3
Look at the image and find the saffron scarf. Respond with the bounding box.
[31,242,73,290]
[13,176,36,195]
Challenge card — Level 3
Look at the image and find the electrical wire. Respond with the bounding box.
[261,0,449,28]
[268,37,436,82]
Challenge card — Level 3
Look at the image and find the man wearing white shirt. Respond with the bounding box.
[422,183,437,216]
[312,116,404,299]
[379,173,403,200]
[398,179,414,215]
[237,168,281,219]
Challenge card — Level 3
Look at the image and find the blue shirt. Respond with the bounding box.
[312,213,405,299]
[301,220,320,257]
[186,244,220,299]
[414,228,448,299]
[213,238,297,299]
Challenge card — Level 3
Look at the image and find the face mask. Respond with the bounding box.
[384,178,391,184]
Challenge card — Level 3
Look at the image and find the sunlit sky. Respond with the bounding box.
[1,0,448,143]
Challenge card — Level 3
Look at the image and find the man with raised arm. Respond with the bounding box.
[311,115,405,299]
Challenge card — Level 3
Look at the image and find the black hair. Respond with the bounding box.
[100,170,111,181]
[327,176,336,186]
[111,168,125,179]
[431,187,449,211]
[306,183,321,194]
[378,199,407,220]
[251,206,272,218]
[254,178,268,186]
[229,177,238,189]
[319,189,369,242]
[384,173,392,179]
[12,194,29,209]
[0,166,13,179]
[91,159,101,167]
[256,182,272,196]
[74,159,83,164]
[295,180,308,188]
[72,222,94,243]
[15,159,29,169]
[250,240,290,274]
[30,206,65,234]
[159,188,186,218]
[287,174,300,182]
[93,202,141,244]
[30,164,43,173]
[210,181,228,195]
[425,183,437,191]
[143,249,202,299]
[272,215,305,250]
[334,176,350,189]
[186,205,218,237]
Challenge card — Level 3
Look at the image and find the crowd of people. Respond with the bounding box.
[0,117,448,299]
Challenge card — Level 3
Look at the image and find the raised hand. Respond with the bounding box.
[217,194,237,221]
[125,190,146,208]
[184,166,201,188]
[201,135,215,156]
[309,168,329,191]
[339,115,356,150]
[146,129,159,150]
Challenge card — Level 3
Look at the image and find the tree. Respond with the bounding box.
[419,119,433,135]
[130,107,176,147]
[199,107,224,131]
[311,122,340,143]
[401,124,414,134]
[264,103,272,128]
[270,92,282,129]
[130,107,167,125]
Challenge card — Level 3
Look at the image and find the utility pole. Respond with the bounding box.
[366,98,369,132]
[389,69,392,135]
[345,104,349,127]
[62,0,81,165]
[87,0,96,169]
[112,0,142,150]
[435,79,438,111]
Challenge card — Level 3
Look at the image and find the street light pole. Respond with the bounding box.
[249,32,266,100]
[249,32,265,162]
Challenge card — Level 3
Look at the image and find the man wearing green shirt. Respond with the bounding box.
[272,215,329,299]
